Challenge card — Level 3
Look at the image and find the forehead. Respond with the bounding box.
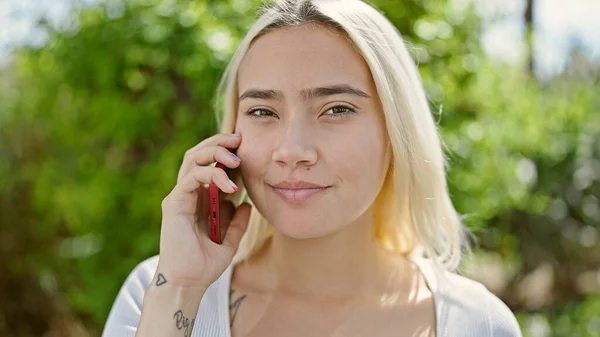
[237,24,375,94]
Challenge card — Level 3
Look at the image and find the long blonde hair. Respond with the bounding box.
[214,0,470,271]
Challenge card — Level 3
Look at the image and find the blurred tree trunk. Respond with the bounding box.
[524,0,535,74]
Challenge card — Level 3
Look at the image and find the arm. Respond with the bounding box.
[135,271,207,337]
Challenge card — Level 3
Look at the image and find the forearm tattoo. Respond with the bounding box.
[229,288,247,327]
[156,273,194,336]
[173,310,195,337]
[156,273,167,286]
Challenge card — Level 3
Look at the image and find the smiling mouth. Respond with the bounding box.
[271,186,330,203]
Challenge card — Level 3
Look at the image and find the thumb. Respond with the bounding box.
[222,202,252,253]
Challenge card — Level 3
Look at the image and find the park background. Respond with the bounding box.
[1,0,599,336]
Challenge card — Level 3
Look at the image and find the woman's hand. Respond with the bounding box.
[156,133,251,289]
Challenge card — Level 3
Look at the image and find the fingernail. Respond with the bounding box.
[229,152,240,161]
[231,133,241,137]
[228,179,239,191]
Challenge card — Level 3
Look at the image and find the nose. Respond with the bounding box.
[271,119,318,170]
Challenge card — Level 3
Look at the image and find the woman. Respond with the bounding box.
[102,0,522,336]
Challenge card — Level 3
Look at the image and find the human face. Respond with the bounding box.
[235,24,391,239]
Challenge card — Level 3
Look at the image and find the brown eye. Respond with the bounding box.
[323,105,356,119]
[247,108,274,119]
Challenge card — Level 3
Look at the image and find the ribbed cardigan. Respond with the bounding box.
[101,255,522,337]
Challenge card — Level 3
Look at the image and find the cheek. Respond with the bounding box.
[236,133,271,182]
[336,146,384,193]
[335,125,387,178]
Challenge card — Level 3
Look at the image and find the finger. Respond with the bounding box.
[185,133,241,157]
[221,203,252,252]
[173,166,236,198]
[178,144,241,183]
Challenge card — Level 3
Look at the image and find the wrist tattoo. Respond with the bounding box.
[156,273,167,286]
[173,310,195,337]
[229,288,247,327]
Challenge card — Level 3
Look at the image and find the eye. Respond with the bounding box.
[323,105,356,119]
[246,108,275,119]
[245,105,356,120]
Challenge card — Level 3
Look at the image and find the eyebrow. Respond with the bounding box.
[238,84,371,102]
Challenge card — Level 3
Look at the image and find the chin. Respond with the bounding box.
[269,216,340,240]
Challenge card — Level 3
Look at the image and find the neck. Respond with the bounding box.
[251,208,407,303]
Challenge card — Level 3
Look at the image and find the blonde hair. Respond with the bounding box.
[214,0,470,271]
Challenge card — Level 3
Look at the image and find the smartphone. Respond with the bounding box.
[208,149,238,244]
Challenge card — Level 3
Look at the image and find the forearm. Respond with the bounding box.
[136,272,207,337]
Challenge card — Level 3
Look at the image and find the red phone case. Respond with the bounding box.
[209,162,225,244]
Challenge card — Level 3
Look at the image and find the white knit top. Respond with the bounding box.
[101,255,522,337]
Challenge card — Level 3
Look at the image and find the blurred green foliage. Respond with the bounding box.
[0,0,598,336]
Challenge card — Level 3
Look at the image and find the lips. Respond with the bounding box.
[272,186,329,203]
